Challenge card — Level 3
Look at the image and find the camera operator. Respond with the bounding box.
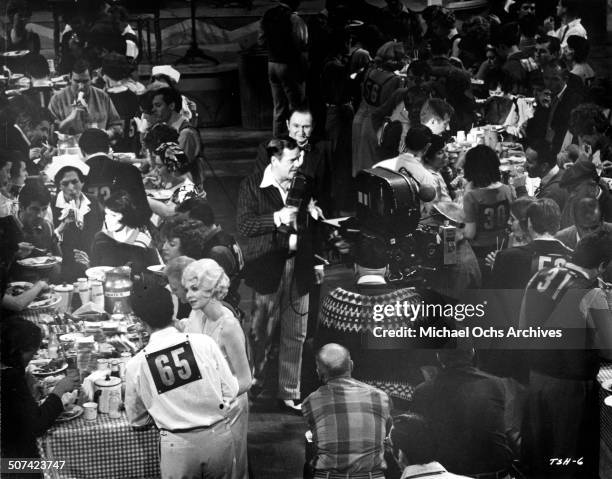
[316,235,432,404]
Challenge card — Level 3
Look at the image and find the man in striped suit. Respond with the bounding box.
[237,137,322,412]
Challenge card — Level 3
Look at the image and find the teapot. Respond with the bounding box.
[93,375,122,414]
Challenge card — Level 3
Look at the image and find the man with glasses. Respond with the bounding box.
[48,59,122,137]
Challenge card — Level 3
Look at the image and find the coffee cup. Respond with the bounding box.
[83,402,98,421]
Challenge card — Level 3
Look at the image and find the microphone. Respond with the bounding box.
[279,172,309,233]
[286,172,308,209]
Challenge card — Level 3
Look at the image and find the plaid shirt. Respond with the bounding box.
[302,377,391,474]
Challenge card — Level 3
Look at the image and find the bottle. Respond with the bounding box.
[440,221,457,265]
[110,360,120,379]
[77,278,90,305]
[48,332,59,359]
[91,280,104,309]
[108,390,122,419]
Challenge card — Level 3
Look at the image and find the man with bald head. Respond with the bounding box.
[301,344,392,479]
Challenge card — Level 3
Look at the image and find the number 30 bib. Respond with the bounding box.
[145,341,202,394]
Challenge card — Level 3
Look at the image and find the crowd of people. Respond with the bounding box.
[2,0,612,478]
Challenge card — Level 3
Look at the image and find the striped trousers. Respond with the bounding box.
[250,257,309,399]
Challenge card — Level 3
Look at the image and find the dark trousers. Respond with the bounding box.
[325,104,354,213]
[522,370,599,478]
[268,62,305,137]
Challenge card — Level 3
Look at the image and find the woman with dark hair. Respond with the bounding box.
[564,35,594,86]
[422,135,452,209]
[50,162,103,282]
[160,217,208,263]
[1,318,77,474]
[461,145,514,271]
[146,142,205,220]
[90,190,159,272]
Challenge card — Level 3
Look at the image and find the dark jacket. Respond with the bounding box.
[83,154,152,220]
[492,238,573,290]
[259,4,308,69]
[526,85,584,154]
[536,168,568,212]
[51,193,104,283]
[236,168,316,295]
[412,366,514,476]
[555,222,612,250]
[90,232,159,274]
[1,366,63,470]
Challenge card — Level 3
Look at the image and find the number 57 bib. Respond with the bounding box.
[145,341,202,394]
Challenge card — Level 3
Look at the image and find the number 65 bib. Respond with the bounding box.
[145,341,202,394]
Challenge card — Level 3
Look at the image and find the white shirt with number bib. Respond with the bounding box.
[125,326,238,431]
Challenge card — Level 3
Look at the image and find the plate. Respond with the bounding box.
[113,152,136,162]
[147,189,172,201]
[7,281,33,296]
[86,266,113,282]
[2,51,29,57]
[17,256,62,268]
[28,294,62,310]
[602,379,612,393]
[147,265,165,275]
[57,405,83,423]
[59,332,84,343]
[30,359,68,377]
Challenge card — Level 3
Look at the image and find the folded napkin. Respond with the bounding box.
[73,301,106,316]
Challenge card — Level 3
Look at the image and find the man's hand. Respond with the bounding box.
[52,376,79,397]
[484,251,498,269]
[74,249,90,268]
[314,265,325,285]
[17,242,34,259]
[543,16,555,33]
[277,206,298,226]
[307,199,325,221]
[511,173,527,189]
[33,281,50,294]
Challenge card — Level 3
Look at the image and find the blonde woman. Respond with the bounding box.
[182,259,251,479]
